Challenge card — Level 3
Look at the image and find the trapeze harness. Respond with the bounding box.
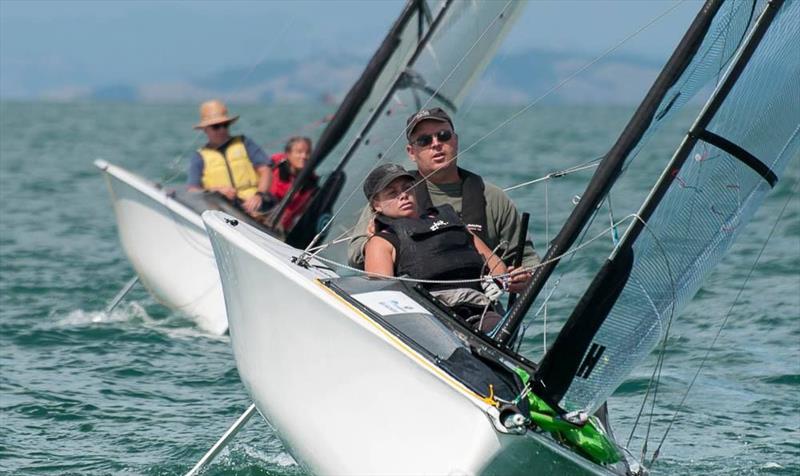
[373,204,486,292]
[268,153,319,230]
[198,136,260,201]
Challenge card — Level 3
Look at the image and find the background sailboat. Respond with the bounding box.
[96,0,524,334]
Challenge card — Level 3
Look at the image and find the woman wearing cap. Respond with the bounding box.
[187,99,272,217]
[363,163,525,334]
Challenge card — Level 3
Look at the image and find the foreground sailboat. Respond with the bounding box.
[203,0,798,473]
[97,0,524,334]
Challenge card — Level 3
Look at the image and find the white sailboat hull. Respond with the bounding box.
[96,160,228,335]
[203,210,615,476]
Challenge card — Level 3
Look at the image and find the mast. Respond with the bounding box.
[270,0,445,227]
[534,0,787,409]
[494,0,728,345]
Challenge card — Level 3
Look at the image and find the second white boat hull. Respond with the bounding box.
[96,160,228,334]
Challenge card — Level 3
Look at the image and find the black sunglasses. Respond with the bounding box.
[209,122,230,130]
[411,129,453,148]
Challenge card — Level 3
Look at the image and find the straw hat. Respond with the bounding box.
[193,100,240,129]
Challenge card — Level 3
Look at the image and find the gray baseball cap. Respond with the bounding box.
[405,107,454,140]
[363,163,416,200]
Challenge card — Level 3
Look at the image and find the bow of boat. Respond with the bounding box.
[202,210,620,476]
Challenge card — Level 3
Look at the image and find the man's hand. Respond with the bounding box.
[243,194,263,214]
[216,186,238,201]
[506,266,532,294]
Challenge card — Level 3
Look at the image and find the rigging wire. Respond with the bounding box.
[542,180,550,353]
[301,0,686,256]
[621,216,680,462]
[649,175,799,466]
[300,0,517,256]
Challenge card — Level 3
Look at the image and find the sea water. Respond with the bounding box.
[0,101,797,475]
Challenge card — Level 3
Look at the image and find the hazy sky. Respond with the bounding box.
[0,0,702,95]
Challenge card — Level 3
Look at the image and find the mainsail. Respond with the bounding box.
[276,0,525,252]
[531,0,798,413]
[496,0,762,344]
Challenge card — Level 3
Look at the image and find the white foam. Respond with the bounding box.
[55,301,150,326]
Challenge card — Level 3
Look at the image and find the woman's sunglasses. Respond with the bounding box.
[410,129,453,148]
[209,123,230,130]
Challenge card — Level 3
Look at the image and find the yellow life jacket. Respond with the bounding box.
[199,136,259,200]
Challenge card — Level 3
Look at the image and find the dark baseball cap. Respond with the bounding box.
[363,163,416,200]
[405,107,454,140]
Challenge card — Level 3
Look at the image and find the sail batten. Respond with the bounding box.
[695,129,778,187]
[536,0,798,413]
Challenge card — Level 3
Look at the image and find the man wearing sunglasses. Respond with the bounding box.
[187,99,273,217]
[348,107,539,287]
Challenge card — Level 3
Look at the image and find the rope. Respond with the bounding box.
[649,177,799,465]
[309,214,642,286]
[503,159,602,193]
[302,155,604,259]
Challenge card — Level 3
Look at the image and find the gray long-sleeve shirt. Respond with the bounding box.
[348,177,540,269]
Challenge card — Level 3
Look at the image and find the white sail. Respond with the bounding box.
[537,0,799,414]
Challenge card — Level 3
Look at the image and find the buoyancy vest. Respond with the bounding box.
[374,204,486,291]
[269,153,318,230]
[199,136,259,200]
[412,168,489,245]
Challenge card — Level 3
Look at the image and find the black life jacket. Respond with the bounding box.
[412,168,489,244]
[374,204,486,291]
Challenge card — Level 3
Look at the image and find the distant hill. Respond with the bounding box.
[15,48,664,105]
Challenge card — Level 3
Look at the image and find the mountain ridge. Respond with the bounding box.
[6,48,664,105]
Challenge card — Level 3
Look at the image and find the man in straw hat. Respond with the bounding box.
[348,107,539,288]
[187,99,273,217]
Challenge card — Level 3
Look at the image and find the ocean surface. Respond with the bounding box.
[0,102,797,475]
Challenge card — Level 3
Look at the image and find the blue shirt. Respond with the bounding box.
[187,135,269,187]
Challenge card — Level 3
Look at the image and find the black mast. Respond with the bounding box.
[494,0,728,346]
[534,0,784,407]
[269,0,424,226]
[271,0,454,228]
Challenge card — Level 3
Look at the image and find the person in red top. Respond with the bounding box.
[269,136,318,231]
